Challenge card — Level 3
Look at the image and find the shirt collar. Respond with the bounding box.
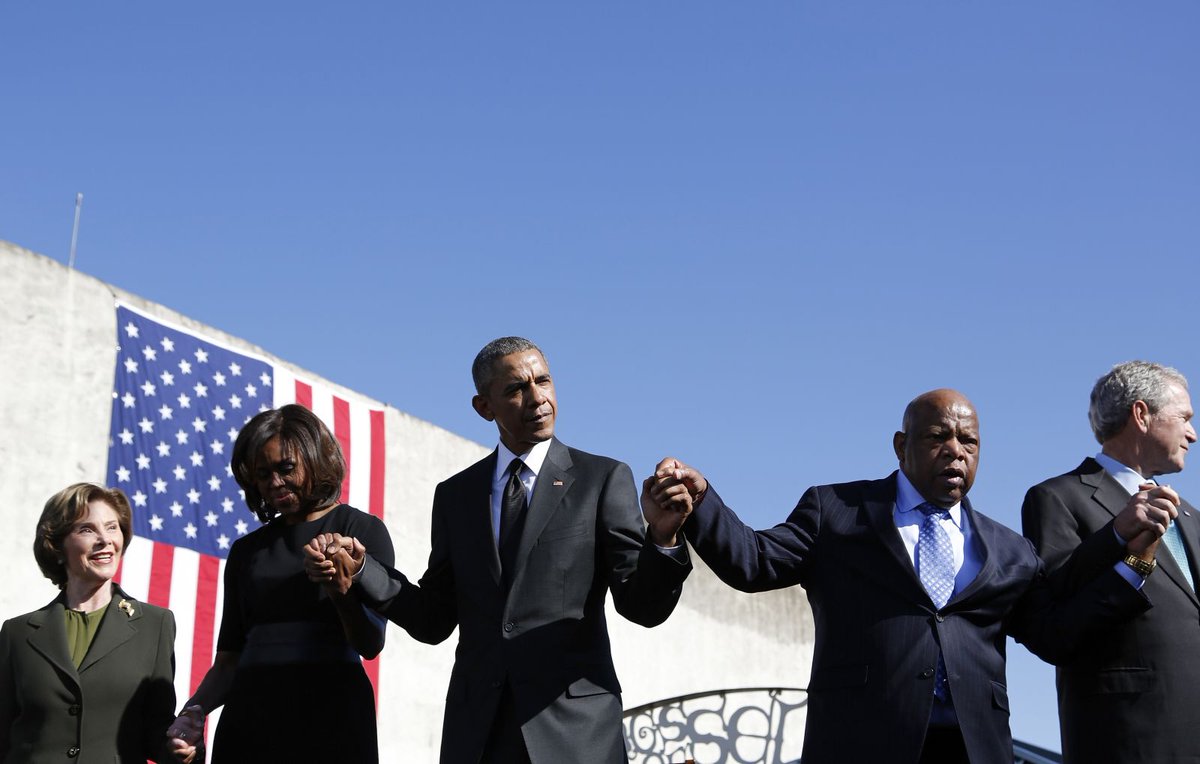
[494,438,552,483]
[895,469,964,528]
[1094,451,1154,495]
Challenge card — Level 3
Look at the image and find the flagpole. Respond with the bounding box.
[68,192,83,269]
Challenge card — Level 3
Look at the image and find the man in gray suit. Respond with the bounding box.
[1023,360,1197,763]
[307,337,692,763]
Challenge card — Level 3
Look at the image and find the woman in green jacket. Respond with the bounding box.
[0,483,193,763]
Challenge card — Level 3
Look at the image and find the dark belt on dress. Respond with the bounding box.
[239,621,360,667]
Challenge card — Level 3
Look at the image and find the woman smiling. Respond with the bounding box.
[0,483,184,763]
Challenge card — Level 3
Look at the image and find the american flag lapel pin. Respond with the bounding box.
[553,480,564,486]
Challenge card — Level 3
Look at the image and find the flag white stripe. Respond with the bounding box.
[273,366,296,408]
[347,401,372,510]
[119,538,153,602]
[205,557,226,752]
[309,392,334,434]
[168,548,200,711]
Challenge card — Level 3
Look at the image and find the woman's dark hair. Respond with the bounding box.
[231,404,345,523]
[34,483,134,588]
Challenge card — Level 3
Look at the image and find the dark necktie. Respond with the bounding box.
[916,501,956,702]
[499,458,527,581]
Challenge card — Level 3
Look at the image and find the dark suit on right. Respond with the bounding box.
[684,473,1149,764]
[1023,457,1200,764]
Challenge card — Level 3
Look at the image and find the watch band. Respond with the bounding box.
[1122,554,1157,577]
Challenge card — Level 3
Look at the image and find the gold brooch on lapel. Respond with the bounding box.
[118,599,135,618]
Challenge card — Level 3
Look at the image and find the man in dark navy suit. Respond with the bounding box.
[646,388,1172,764]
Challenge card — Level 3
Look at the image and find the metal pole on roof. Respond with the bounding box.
[68,192,83,269]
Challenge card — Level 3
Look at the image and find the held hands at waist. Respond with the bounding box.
[303,533,367,596]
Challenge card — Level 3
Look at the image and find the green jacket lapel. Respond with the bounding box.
[26,596,80,690]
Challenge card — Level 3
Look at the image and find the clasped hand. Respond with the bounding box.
[165,704,203,763]
[303,532,366,595]
[1115,483,1182,560]
[640,457,708,547]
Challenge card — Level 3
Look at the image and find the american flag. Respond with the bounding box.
[104,303,387,745]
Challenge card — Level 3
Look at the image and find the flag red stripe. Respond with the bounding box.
[369,409,385,521]
[113,554,124,586]
[147,542,174,608]
[295,380,313,410]
[363,407,387,707]
[363,655,381,710]
[333,397,351,504]
[190,555,221,694]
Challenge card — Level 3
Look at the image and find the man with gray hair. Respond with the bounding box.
[1022,360,1198,763]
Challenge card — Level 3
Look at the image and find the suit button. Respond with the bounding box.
[491,680,502,689]
[503,622,514,633]
[67,747,80,757]
[935,613,945,623]
[68,705,81,716]
[919,669,934,679]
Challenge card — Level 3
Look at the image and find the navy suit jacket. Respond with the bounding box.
[684,472,1149,764]
[356,438,692,763]
[1023,457,1200,763]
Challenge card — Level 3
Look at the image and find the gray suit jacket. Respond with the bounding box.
[1023,457,1200,764]
[356,438,692,763]
[685,473,1149,764]
[0,584,176,763]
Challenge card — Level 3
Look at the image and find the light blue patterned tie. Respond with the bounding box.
[1162,522,1195,591]
[917,503,955,608]
[1146,479,1195,591]
[917,502,955,701]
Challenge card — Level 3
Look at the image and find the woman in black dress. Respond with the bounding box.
[166,404,393,762]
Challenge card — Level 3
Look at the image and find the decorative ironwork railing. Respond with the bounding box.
[622,687,808,764]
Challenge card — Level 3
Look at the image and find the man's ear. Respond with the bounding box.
[472,394,494,422]
[893,431,906,464]
[1131,400,1151,432]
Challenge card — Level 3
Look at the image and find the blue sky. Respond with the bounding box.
[4,1,1198,752]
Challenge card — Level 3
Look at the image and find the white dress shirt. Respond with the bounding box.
[1095,451,1157,496]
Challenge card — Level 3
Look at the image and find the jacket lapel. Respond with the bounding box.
[511,439,574,585]
[79,585,140,674]
[949,497,994,606]
[472,450,503,587]
[1166,498,1200,608]
[27,596,81,690]
[1080,458,1129,523]
[861,473,932,605]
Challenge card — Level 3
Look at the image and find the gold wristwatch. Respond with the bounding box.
[1122,554,1157,577]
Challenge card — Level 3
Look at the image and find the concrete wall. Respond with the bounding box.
[0,239,814,760]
